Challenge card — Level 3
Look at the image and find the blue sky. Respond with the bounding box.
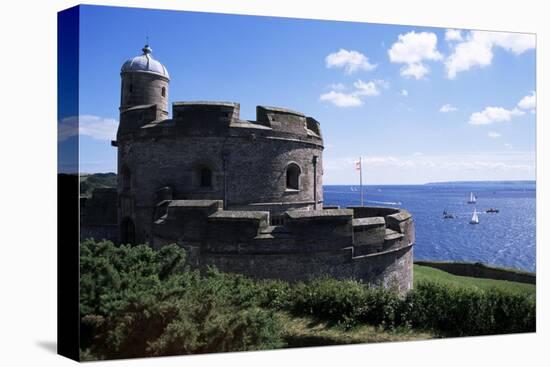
[63,5,536,184]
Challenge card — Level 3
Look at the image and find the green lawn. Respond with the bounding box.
[414,264,536,296]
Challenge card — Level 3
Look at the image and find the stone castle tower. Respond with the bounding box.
[120,45,169,118]
[82,44,415,293]
[116,45,324,245]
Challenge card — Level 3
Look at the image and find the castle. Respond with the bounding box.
[81,45,415,293]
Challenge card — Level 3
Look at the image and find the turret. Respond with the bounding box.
[118,45,170,134]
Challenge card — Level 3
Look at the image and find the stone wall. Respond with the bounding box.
[152,200,415,293]
[116,102,324,243]
[120,71,169,116]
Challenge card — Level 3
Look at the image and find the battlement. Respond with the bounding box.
[150,199,414,292]
[117,101,323,147]
[172,101,241,123]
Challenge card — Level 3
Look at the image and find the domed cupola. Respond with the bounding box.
[121,45,170,79]
[119,44,170,118]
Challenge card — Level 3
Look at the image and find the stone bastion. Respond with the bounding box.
[152,201,414,293]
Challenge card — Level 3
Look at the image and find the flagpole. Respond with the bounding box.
[359,157,363,206]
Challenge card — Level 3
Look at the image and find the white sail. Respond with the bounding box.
[468,192,477,203]
[470,208,479,224]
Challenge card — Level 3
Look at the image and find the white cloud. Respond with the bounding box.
[440,104,457,113]
[325,49,377,74]
[488,131,501,138]
[445,31,535,79]
[323,151,534,184]
[353,80,380,96]
[400,63,430,79]
[320,79,387,107]
[445,29,463,42]
[517,91,536,110]
[388,31,443,64]
[388,31,442,79]
[58,115,119,141]
[320,91,363,107]
[468,106,524,125]
[401,89,408,97]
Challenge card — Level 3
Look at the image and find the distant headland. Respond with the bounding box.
[424,180,535,186]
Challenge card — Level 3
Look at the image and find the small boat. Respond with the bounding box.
[467,192,477,204]
[469,208,480,224]
[486,208,499,213]
[443,210,455,219]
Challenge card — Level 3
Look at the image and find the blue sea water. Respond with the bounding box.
[323,182,536,272]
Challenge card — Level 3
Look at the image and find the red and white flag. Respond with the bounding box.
[355,159,361,171]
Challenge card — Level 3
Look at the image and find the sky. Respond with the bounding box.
[60,5,536,184]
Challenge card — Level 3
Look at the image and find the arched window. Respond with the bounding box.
[200,167,212,187]
[286,163,301,190]
[121,166,131,192]
[161,86,166,97]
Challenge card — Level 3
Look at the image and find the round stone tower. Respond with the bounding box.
[117,44,170,244]
[119,44,170,118]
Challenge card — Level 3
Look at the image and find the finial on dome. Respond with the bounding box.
[142,44,152,55]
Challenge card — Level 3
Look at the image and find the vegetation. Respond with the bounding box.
[80,240,536,360]
[414,264,536,296]
[80,240,283,360]
[278,312,433,347]
[80,173,117,197]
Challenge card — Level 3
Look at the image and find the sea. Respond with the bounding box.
[323,182,536,272]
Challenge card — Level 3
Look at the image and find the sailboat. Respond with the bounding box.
[469,208,479,225]
[467,192,477,204]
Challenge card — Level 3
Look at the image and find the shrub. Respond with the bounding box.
[358,285,404,329]
[406,281,536,336]
[79,240,283,359]
[289,277,368,327]
[256,280,292,311]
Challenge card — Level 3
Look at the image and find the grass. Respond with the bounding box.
[414,264,536,296]
[277,312,434,347]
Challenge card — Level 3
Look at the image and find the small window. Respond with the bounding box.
[200,167,212,187]
[161,86,166,97]
[286,163,300,190]
[129,83,133,93]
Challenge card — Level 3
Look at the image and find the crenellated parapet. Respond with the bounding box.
[151,200,414,293]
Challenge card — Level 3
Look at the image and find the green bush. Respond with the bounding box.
[358,285,404,329]
[79,240,283,359]
[255,280,292,311]
[406,281,536,336]
[289,277,368,327]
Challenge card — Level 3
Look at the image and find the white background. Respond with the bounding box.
[0,0,547,365]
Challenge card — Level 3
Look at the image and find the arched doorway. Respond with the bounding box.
[121,217,135,245]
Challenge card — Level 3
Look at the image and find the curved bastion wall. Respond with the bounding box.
[152,203,414,293]
[116,102,324,244]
